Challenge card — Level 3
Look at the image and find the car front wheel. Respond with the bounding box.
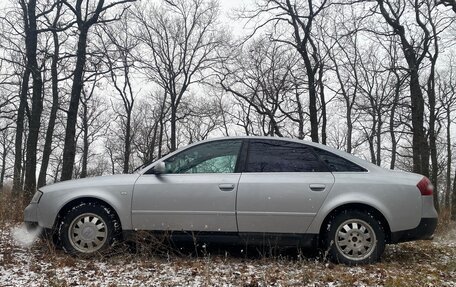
[324,210,385,265]
[57,202,120,255]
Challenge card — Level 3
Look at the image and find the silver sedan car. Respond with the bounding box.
[24,137,438,265]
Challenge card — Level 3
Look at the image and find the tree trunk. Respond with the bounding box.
[346,98,353,154]
[80,131,89,178]
[446,108,451,209]
[376,111,382,166]
[300,49,319,143]
[376,0,429,177]
[123,113,131,173]
[158,116,164,158]
[428,62,439,211]
[368,135,376,164]
[0,144,7,189]
[319,63,327,145]
[407,58,429,177]
[20,144,26,189]
[297,99,305,140]
[12,68,30,193]
[61,29,89,181]
[53,157,62,183]
[390,76,400,170]
[170,104,177,151]
[38,29,60,187]
[368,113,376,164]
[452,168,456,220]
[22,0,44,195]
[148,121,159,163]
[80,100,89,179]
[107,147,116,175]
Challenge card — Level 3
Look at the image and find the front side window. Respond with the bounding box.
[245,140,328,172]
[164,140,242,174]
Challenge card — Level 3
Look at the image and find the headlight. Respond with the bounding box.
[31,190,43,204]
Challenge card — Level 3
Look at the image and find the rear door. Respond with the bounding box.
[236,139,335,234]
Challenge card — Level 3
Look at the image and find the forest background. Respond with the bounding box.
[0,0,455,218]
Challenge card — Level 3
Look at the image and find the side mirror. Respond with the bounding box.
[154,161,166,175]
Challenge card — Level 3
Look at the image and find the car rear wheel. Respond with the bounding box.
[324,210,385,265]
[57,202,120,255]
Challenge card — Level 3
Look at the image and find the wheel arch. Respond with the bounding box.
[318,203,392,244]
[54,197,122,233]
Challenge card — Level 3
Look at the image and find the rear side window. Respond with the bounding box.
[313,148,367,172]
[245,140,328,172]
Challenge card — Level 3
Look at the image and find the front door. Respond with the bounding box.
[132,139,243,232]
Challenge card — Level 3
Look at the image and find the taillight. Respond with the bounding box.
[417,177,433,196]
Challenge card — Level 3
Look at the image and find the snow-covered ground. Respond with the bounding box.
[1,223,455,287]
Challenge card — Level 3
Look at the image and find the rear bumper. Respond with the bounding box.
[390,218,438,243]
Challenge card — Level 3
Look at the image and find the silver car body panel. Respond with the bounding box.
[25,174,139,229]
[24,136,438,238]
[237,172,334,233]
[306,171,427,234]
[132,173,240,231]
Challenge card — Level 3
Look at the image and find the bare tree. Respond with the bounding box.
[133,0,225,151]
[374,0,453,182]
[436,57,456,213]
[221,39,299,137]
[38,1,68,187]
[0,128,14,189]
[132,99,160,165]
[8,2,31,193]
[375,0,429,176]
[77,81,107,178]
[242,0,330,143]
[2,0,70,192]
[60,0,135,181]
[437,0,456,13]
[18,0,53,195]
[356,47,398,166]
[98,14,138,173]
[180,96,225,143]
[421,0,454,211]
[326,30,361,153]
[385,39,408,170]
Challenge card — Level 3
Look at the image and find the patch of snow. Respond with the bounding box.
[11,223,42,248]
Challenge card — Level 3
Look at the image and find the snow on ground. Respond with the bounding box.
[1,223,455,287]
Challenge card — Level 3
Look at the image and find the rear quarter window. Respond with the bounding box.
[312,148,367,172]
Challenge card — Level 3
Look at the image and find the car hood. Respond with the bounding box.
[39,174,140,193]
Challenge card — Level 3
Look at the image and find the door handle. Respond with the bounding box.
[218,183,235,191]
[309,184,326,192]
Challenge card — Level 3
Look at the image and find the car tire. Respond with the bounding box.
[57,202,121,255]
[324,210,385,265]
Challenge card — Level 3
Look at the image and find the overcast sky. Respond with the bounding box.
[219,0,256,37]
[220,0,251,10]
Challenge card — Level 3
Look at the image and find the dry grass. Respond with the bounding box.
[0,186,27,226]
[1,230,455,286]
[435,207,453,236]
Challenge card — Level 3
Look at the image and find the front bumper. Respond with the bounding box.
[24,203,39,228]
[390,217,438,243]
